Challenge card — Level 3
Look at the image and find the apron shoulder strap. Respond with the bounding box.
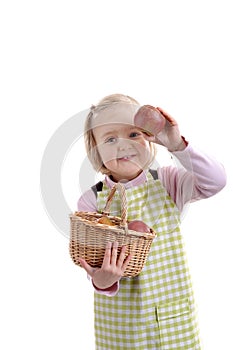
[148,168,158,180]
[91,181,103,197]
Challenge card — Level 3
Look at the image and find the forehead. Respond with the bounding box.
[91,103,140,128]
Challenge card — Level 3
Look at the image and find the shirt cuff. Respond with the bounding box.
[170,136,189,153]
[92,280,119,297]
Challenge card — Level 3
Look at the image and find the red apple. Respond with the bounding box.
[128,220,151,233]
[134,105,166,135]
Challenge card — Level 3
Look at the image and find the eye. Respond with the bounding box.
[105,136,117,144]
[130,131,141,138]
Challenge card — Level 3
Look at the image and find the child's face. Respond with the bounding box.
[92,104,151,181]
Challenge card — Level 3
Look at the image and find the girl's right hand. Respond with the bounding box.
[135,105,187,152]
[79,241,131,290]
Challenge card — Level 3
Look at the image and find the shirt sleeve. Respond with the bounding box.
[77,188,97,211]
[157,143,227,211]
[92,279,119,297]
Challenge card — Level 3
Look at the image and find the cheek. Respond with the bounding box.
[136,140,151,155]
[136,142,153,167]
[97,144,117,164]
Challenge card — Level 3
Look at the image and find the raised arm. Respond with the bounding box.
[137,105,226,211]
[158,143,226,211]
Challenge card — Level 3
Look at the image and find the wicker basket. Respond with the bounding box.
[69,183,157,277]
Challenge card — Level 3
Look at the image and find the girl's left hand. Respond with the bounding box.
[79,241,131,290]
[144,106,187,152]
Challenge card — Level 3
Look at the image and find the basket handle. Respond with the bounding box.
[102,183,127,227]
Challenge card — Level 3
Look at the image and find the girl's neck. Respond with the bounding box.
[109,169,144,183]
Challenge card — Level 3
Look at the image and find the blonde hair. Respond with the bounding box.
[84,93,157,175]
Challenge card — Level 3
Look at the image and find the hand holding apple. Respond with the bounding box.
[134,105,166,136]
[134,105,187,152]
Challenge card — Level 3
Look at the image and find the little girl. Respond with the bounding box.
[77,94,226,349]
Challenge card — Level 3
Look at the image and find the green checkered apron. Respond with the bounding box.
[95,172,201,349]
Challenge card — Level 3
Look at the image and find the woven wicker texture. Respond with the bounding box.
[69,183,156,277]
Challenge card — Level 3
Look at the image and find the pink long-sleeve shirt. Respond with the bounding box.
[77,143,226,295]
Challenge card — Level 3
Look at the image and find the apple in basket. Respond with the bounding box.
[128,220,151,233]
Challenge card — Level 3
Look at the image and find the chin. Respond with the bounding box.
[112,167,143,182]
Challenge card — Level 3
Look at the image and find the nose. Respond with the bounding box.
[118,137,133,151]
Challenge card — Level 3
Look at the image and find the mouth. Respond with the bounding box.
[118,154,136,161]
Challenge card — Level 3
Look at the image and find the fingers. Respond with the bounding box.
[121,253,132,271]
[111,241,119,265]
[117,245,132,271]
[156,107,178,126]
[102,241,119,266]
[116,245,127,266]
[102,242,131,271]
[79,258,94,276]
[102,241,113,266]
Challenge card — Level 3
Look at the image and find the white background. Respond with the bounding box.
[1,1,232,349]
